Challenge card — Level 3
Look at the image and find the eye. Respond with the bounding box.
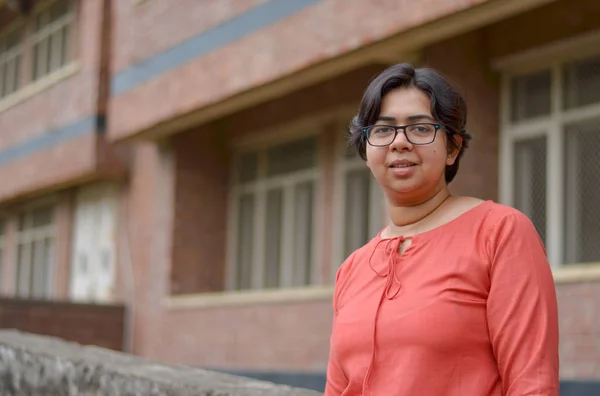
[372,126,394,134]
[408,124,434,134]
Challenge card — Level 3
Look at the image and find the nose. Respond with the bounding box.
[389,129,413,151]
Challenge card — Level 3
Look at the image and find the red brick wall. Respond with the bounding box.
[125,142,173,357]
[126,0,600,380]
[145,33,500,373]
[111,0,268,73]
[0,0,126,201]
[156,299,333,371]
[223,65,387,142]
[0,297,125,351]
[168,65,389,295]
[557,282,600,378]
[0,134,98,202]
[170,127,229,294]
[485,0,600,60]
[424,32,500,200]
[0,0,105,148]
[108,0,494,141]
[154,283,600,377]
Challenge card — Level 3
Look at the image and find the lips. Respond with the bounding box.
[389,160,417,168]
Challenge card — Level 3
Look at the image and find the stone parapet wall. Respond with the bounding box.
[0,330,322,396]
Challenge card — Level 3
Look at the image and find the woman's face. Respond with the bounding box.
[365,87,459,203]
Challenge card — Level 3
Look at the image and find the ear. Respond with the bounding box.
[446,134,463,166]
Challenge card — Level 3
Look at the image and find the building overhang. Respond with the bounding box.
[119,0,556,143]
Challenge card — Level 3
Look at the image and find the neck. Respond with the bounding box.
[386,187,451,231]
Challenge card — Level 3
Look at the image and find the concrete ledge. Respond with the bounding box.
[165,286,334,310]
[0,330,322,395]
[553,263,600,284]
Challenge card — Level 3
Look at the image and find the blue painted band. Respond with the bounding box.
[110,0,321,96]
[0,115,104,167]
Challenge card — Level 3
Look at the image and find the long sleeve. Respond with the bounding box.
[324,254,353,395]
[486,211,559,396]
[324,321,348,395]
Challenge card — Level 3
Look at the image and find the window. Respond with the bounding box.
[229,136,319,290]
[0,25,23,98]
[15,205,56,299]
[501,51,600,266]
[0,0,75,100]
[334,144,385,270]
[32,0,74,81]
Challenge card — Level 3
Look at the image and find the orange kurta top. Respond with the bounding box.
[325,201,559,396]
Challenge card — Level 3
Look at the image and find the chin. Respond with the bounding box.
[385,180,423,195]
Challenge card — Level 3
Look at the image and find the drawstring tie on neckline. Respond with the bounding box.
[368,236,407,300]
[362,235,409,395]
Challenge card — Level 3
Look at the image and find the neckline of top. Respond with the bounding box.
[375,199,494,244]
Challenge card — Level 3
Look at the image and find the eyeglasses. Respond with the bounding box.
[362,123,445,146]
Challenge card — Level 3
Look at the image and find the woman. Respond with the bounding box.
[325,63,559,396]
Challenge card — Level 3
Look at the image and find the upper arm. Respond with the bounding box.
[332,251,355,315]
[325,253,355,395]
[486,211,559,395]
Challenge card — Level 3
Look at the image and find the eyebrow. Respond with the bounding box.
[376,114,435,123]
[376,115,396,122]
[407,114,435,122]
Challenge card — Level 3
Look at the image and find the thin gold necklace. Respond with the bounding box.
[393,193,451,231]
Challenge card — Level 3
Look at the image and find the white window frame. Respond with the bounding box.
[0,0,77,104]
[0,21,24,98]
[331,120,387,278]
[225,129,322,292]
[496,29,600,268]
[14,198,57,299]
[30,0,76,81]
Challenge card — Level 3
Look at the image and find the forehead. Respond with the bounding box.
[379,87,432,119]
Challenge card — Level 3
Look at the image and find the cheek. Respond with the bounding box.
[366,147,386,166]
[420,146,447,168]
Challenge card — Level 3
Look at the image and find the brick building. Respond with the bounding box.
[0,0,599,392]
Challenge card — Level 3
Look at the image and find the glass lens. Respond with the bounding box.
[406,123,436,144]
[368,126,396,146]
[367,123,438,146]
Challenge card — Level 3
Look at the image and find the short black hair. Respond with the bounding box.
[348,63,472,183]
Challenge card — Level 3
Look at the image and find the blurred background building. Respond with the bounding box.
[0,0,599,393]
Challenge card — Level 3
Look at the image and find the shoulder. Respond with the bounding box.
[334,251,355,286]
[447,199,542,257]
[332,252,356,314]
[480,201,540,238]
[332,237,381,313]
[476,201,546,262]
[454,199,538,235]
[334,237,377,284]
